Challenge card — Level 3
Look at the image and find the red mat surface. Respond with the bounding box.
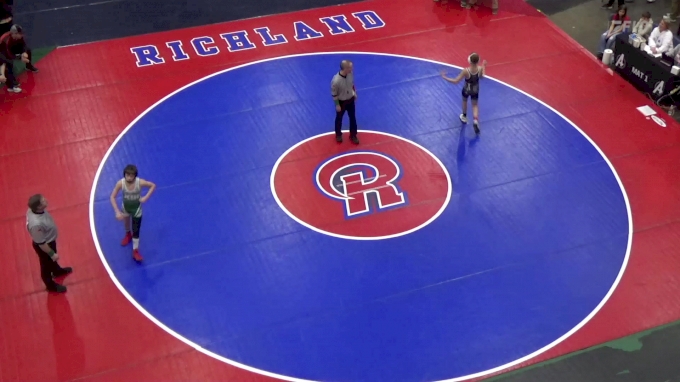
[1,0,679,380]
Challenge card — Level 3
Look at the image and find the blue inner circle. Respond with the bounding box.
[91,53,629,382]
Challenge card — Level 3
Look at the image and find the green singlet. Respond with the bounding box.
[121,178,142,218]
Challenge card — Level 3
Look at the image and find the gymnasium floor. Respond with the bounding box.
[1,0,680,381]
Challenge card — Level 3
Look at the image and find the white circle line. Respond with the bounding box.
[88,51,633,382]
[269,130,452,240]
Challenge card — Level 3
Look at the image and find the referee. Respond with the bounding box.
[331,60,360,144]
[26,194,72,293]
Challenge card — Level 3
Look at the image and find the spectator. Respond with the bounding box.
[597,5,631,59]
[0,24,38,93]
[664,42,680,66]
[632,11,654,39]
[647,18,674,54]
[0,0,11,35]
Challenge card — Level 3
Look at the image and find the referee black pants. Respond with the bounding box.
[32,241,67,289]
[335,98,358,137]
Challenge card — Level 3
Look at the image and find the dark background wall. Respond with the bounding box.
[11,0,363,48]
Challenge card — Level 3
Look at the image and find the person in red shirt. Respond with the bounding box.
[0,24,38,93]
[596,5,631,60]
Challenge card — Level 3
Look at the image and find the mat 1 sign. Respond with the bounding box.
[129,11,385,68]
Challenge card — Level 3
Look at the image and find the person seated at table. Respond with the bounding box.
[664,41,680,66]
[647,18,674,55]
[597,5,631,59]
[632,11,654,39]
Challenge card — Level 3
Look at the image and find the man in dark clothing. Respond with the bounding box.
[0,24,38,93]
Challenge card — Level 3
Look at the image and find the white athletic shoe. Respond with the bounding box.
[459,114,468,123]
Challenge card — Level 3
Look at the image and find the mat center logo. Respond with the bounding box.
[315,151,407,218]
[271,130,452,240]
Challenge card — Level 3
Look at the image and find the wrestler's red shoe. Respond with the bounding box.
[133,249,143,262]
[121,232,132,246]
